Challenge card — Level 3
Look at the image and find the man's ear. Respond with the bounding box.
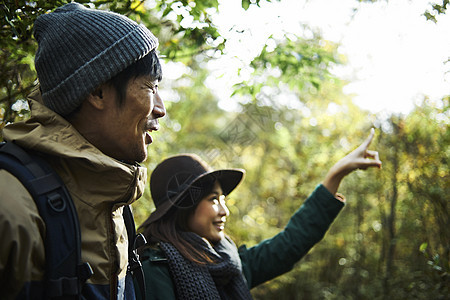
[86,86,105,110]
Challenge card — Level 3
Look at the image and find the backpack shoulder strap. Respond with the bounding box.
[123,205,147,300]
[0,141,93,298]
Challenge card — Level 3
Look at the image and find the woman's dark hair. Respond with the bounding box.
[107,49,162,107]
[139,178,218,265]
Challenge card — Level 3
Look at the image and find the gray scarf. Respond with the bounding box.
[159,232,253,300]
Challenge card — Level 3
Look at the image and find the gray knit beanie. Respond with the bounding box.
[33,2,159,116]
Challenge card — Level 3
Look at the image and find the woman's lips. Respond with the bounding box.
[213,222,225,231]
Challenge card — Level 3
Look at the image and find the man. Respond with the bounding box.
[0,3,165,299]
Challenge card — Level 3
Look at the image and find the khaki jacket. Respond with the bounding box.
[0,88,147,299]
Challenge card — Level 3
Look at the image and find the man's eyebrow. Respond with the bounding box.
[144,80,156,86]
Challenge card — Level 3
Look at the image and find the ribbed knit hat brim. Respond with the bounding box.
[33,3,159,116]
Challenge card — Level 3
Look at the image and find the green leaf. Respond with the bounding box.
[242,0,250,10]
[419,242,428,253]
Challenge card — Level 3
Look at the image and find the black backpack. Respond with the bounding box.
[0,141,146,299]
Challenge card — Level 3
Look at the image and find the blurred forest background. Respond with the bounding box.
[1,0,448,299]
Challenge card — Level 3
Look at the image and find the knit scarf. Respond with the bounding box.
[159,232,253,300]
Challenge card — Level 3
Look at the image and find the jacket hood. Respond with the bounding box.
[3,86,147,207]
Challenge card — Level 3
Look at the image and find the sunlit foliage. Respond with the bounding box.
[1,1,448,299]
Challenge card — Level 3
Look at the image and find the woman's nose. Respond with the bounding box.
[218,201,230,217]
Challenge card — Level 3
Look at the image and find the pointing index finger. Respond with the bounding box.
[362,128,375,150]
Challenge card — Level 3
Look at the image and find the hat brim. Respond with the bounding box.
[147,168,245,223]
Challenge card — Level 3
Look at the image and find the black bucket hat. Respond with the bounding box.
[147,154,245,223]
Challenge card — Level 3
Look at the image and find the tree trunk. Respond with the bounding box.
[383,142,399,297]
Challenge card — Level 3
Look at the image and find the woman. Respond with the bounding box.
[137,129,381,299]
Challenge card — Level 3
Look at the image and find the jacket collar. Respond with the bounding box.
[3,87,147,207]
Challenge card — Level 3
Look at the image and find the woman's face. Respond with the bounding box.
[187,181,229,244]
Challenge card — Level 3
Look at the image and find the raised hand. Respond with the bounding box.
[323,128,382,196]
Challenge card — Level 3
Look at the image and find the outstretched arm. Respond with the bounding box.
[322,128,382,196]
[240,129,382,288]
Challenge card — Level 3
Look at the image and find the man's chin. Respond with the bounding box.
[137,152,148,164]
[126,146,147,164]
[138,148,149,163]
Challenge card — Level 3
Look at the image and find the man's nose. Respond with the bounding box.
[153,92,166,118]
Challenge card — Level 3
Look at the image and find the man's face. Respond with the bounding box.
[100,75,165,163]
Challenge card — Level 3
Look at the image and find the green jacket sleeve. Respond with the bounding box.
[238,184,345,288]
[137,246,176,300]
